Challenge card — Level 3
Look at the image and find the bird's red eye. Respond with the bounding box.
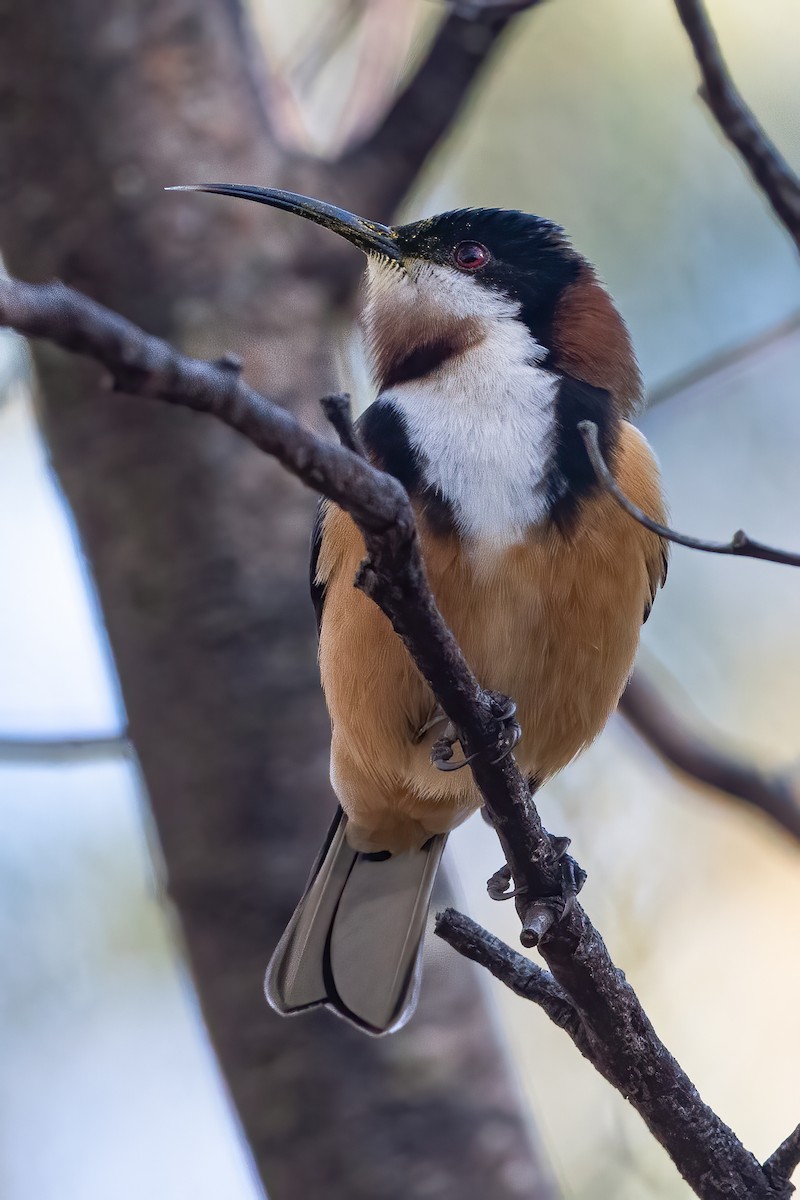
[453,241,489,271]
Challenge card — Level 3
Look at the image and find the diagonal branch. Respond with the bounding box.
[0,272,790,1200]
[333,2,548,219]
[434,908,589,1046]
[765,1124,800,1195]
[673,0,800,253]
[579,420,800,568]
[620,672,800,844]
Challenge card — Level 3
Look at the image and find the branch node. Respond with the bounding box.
[215,351,243,374]
[764,1121,800,1193]
[320,392,368,459]
[520,899,560,947]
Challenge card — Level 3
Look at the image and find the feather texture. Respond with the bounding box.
[316,420,667,852]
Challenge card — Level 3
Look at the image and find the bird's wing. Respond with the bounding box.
[643,537,669,623]
[613,421,669,624]
[309,497,327,637]
[310,405,390,638]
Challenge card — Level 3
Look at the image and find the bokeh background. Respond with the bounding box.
[1,1,799,1197]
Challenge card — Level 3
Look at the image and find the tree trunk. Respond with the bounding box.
[0,1,556,1196]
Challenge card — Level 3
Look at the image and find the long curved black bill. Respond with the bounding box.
[166,184,401,261]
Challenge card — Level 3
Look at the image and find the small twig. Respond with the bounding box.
[0,732,129,764]
[673,0,800,253]
[434,908,588,1045]
[214,352,243,375]
[579,420,800,568]
[620,672,800,844]
[320,393,368,458]
[764,1123,800,1193]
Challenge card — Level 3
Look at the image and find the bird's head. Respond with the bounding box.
[167,185,641,411]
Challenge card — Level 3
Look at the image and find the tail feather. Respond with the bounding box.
[265,808,445,1035]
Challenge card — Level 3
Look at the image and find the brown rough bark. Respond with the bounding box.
[0,1,555,1197]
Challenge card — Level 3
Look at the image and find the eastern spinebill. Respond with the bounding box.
[169,183,668,1035]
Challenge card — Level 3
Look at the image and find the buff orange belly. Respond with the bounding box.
[315,452,662,853]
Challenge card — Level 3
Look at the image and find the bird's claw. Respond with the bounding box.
[490,720,523,764]
[487,692,517,723]
[544,830,585,916]
[431,692,521,772]
[487,863,522,900]
[487,833,587,947]
[558,851,586,917]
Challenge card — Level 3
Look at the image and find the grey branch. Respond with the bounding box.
[0,732,129,764]
[0,272,793,1199]
[320,392,368,458]
[439,904,800,1197]
[579,420,800,568]
[620,672,800,844]
[435,908,589,1047]
[335,2,548,219]
[673,0,800,253]
[765,1124,800,1195]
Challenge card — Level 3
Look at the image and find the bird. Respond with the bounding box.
[169,183,669,1035]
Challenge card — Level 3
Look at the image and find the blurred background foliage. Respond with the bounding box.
[1,1,799,1197]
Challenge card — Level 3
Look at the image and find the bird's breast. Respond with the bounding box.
[365,333,561,545]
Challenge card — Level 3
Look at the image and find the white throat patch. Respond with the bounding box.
[369,261,560,547]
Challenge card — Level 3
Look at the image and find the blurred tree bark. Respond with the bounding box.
[0,1,557,1197]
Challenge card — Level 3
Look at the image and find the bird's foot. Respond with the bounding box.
[487,862,527,901]
[431,693,521,773]
[486,833,587,945]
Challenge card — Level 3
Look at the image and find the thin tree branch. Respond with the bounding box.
[0,732,129,764]
[673,0,800,253]
[765,1124,800,1194]
[0,272,790,1200]
[320,392,368,458]
[334,2,548,219]
[620,672,800,844]
[647,311,800,409]
[434,908,588,1047]
[579,420,800,568]
[439,906,800,1199]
